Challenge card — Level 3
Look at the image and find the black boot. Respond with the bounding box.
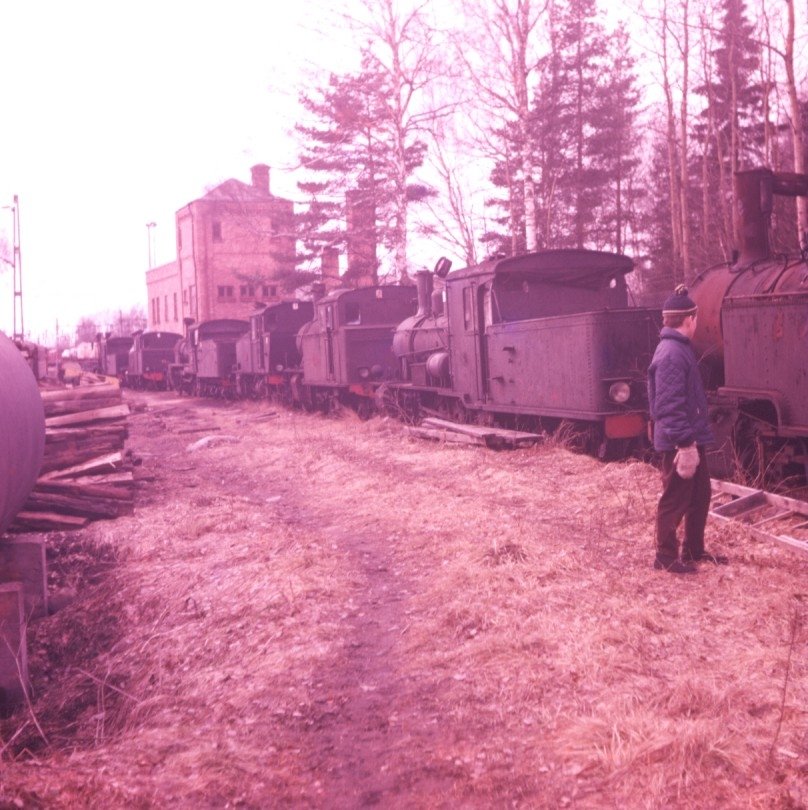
[653,556,697,574]
[682,551,729,565]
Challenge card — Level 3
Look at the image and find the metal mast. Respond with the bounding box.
[11,195,23,340]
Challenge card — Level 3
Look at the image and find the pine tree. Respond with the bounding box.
[295,52,432,284]
[485,0,642,254]
[693,0,764,257]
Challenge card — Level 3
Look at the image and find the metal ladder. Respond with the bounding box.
[710,479,808,554]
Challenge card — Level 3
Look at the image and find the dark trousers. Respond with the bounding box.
[655,447,712,561]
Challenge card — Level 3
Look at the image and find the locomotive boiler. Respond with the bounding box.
[691,167,808,482]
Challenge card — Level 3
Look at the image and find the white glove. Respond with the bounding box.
[674,445,700,479]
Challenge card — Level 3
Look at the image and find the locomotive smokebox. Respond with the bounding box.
[0,332,45,534]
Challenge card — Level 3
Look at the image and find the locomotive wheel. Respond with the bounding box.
[734,417,766,486]
[448,399,467,424]
[355,399,373,421]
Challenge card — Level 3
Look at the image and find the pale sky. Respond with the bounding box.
[0,0,355,342]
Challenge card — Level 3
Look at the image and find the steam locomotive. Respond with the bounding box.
[691,168,808,484]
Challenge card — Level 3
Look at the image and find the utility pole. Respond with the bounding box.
[2,196,23,340]
[146,221,156,268]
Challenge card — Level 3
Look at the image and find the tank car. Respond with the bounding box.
[388,250,661,458]
[0,332,45,533]
[295,284,417,416]
[95,333,134,382]
[186,319,249,398]
[234,300,314,400]
[691,167,808,483]
[128,330,182,390]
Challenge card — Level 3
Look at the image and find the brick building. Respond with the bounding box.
[146,164,295,331]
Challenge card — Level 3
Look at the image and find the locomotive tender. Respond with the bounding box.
[294,284,418,416]
[234,300,314,400]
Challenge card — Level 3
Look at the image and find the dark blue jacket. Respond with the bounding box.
[647,328,714,451]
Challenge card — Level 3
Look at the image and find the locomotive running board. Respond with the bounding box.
[710,479,808,554]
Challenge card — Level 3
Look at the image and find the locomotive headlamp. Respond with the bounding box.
[358,367,371,380]
[371,364,384,379]
[275,363,284,372]
[609,381,631,404]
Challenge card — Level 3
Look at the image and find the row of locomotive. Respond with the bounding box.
[96,247,662,461]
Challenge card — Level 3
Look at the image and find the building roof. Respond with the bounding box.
[199,179,274,203]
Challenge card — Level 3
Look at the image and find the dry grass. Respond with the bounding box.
[1,394,807,808]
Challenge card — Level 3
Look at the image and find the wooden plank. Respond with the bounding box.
[40,383,120,403]
[24,491,133,519]
[38,452,124,481]
[35,480,135,501]
[421,417,541,442]
[44,396,124,417]
[45,404,130,428]
[407,426,486,446]
[46,425,128,441]
[77,471,135,487]
[10,511,89,531]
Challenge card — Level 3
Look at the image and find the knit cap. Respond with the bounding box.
[662,284,697,315]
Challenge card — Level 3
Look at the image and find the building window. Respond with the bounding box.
[164,296,168,322]
[177,227,182,249]
[240,285,255,299]
[183,288,188,305]
[173,293,178,321]
[261,284,277,298]
[217,285,234,300]
[212,221,222,242]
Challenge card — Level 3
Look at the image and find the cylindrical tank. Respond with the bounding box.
[0,332,45,534]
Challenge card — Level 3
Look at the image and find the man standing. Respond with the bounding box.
[647,285,728,574]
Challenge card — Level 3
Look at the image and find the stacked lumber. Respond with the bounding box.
[10,377,137,532]
[407,417,542,449]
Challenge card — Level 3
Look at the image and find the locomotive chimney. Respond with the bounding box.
[415,270,433,318]
[311,282,326,303]
[321,248,340,281]
[250,164,271,195]
[734,168,773,265]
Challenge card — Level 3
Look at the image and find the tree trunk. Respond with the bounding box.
[784,0,808,242]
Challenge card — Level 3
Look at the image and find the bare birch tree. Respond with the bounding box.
[454,0,549,252]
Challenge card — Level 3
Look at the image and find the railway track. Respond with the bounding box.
[710,479,808,554]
